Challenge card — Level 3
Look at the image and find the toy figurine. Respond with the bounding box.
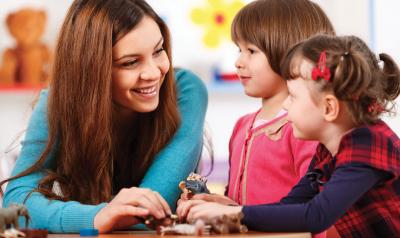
[179,172,210,198]
[158,220,211,236]
[158,213,247,236]
[0,228,25,238]
[142,214,178,230]
[19,229,47,238]
[207,213,248,234]
[0,204,30,234]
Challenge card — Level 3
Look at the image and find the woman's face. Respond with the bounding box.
[112,16,170,116]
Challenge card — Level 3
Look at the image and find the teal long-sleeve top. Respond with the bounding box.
[3,69,208,233]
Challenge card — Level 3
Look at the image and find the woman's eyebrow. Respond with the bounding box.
[154,37,164,48]
[114,37,164,62]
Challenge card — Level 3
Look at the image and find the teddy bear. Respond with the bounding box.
[0,8,51,86]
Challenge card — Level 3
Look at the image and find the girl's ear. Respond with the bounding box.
[323,94,340,122]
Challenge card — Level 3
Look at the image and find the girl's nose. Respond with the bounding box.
[235,56,244,69]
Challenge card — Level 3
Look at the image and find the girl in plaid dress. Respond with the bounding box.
[178,34,400,238]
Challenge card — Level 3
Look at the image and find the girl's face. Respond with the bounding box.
[112,16,169,116]
[235,40,285,98]
[282,60,325,141]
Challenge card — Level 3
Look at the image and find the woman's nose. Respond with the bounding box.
[140,61,160,81]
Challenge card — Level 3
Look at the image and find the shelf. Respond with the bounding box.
[206,81,243,94]
[0,84,46,93]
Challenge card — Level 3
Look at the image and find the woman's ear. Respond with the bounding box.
[323,94,340,122]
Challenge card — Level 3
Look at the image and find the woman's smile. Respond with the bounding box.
[130,84,158,98]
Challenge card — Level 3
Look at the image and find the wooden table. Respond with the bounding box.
[48,231,311,238]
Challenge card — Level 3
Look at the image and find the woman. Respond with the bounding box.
[1,0,207,233]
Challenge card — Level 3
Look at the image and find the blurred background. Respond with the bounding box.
[0,0,399,190]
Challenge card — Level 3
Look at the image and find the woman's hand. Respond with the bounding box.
[94,187,171,233]
[177,200,243,223]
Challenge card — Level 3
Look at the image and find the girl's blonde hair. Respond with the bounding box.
[231,0,335,74]
[281,34,400,125]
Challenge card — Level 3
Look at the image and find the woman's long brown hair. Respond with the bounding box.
[1,0,180,204]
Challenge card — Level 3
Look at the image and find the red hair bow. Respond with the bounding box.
[311,51,331,82]
[368,101,384,113]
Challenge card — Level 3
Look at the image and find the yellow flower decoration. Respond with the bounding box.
[191,0,244,48]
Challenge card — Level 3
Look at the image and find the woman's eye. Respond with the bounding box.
[121,60,138,67]
[154,48,164,55]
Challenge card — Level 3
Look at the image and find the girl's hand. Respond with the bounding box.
[178,189,191,201]
[185,202,243,223]
[190,193,238,205]
[177,193,237,207]
[94,187,171,233]
[176,199,206,221]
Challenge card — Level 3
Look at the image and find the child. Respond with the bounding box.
[178,34,400,237]
[181,0,334,206]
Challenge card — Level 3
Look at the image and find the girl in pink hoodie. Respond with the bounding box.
[179,0,337,236]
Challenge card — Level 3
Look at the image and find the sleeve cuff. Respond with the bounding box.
[60,202,107,233]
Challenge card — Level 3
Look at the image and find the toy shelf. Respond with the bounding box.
[0,84,46,93]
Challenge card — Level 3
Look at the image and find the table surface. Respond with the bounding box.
[48,231,311,238]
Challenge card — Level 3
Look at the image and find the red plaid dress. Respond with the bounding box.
[311,120,400,237]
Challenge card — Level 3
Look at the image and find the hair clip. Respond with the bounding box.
[311,51,331,82]
[340,51,350,61]
[368,101,384,113]
[351,95,360,101]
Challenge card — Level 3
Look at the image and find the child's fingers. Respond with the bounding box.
[177,198,184,206]
[192,194,238,205]
[176,200,205,221]
[186,202,224,222]
[176,200,188,220]
[187,203,243,223]
[186,203,210,222]
[180,191,190,200]
[191,193,212,201]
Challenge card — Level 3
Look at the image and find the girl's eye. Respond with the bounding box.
[248,48,255,54]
